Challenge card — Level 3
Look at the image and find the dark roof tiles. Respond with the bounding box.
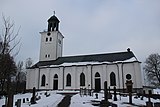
[48,15,60,22]
[31,51,137,68]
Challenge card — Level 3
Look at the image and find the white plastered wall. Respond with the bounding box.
[122,62,142,89]
[92,65,103,89]
[26,61,142,90]
[39,31,63,61]
[26,68,39,89]
[106,64,119,89]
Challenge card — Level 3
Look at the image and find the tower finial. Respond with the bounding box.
[53,11,56,16]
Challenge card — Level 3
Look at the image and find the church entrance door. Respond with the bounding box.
[94,72,101,92]
[53,74,58,90]
[95,78,101,92]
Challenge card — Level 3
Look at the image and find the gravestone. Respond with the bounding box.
[141,90,145,100]
[26,98,29,101]
[125,75,133,104]
[80,88,82,97]
[89,89,91,96]
[30,87,36,104]
[148,90,152,102]
[113,86,117,101]
[36,95,41,100]
[95,93,98,99]
[108,87,112,99]
[44,91,47,96]
[91,90,94,96]
[23,98,25,103]
[100,81,109,107]
[84,88,87,95]
[46,93,50,97]
[146,90,153,107]
[104,81,108,101]
[15,99,21,107]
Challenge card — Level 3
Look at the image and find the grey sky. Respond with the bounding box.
[1,0,160,64]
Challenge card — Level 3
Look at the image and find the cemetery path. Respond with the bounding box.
[57,95,72,107]
[57,93,77,107]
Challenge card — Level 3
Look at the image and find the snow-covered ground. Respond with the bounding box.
[0,90,160,107]
[0,91,64,107]
[70,92,160,107]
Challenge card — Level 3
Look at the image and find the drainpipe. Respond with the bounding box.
[116,63,120,90]
[121,63,125,92]
[91,65,93,90]
[133,62,137,92]
[63,66,64,90]
[38,67,40,90]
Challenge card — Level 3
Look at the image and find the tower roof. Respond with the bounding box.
[48,15,60,23]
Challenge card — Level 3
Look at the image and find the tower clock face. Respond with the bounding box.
[126,74,131,80]
[47,32,51,36]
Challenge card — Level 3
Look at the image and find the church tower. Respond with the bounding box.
[39,14,64,61]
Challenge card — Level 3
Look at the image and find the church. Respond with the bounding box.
[26,15,143,92]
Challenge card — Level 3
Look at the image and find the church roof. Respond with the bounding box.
[48,15,60,22]
[31,50,137,68]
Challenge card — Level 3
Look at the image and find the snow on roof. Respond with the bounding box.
[43,57,138,68]
[31,50,138,68]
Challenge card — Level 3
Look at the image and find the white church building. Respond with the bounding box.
[26,15,143,92]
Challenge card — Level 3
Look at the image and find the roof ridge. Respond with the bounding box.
[62,51,133,58]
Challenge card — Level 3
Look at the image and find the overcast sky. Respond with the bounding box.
[1,0,160,64]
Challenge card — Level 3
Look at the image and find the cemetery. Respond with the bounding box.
[0,81,160,107]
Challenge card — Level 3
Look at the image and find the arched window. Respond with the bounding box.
[41,74,46,86]
[80,73,85,86]
[95,72,100,77]
[66,74,71,86]
[110,72,116,86]
[54,74,58,79]
[53,74,58,90]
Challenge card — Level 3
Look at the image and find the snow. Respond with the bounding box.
[47,57,137,67]
[0,90,160,107]
[49,57,137,67]
[70,92,160,107]
[113,57,137,63]
[49,62,110,67]
[153,88,160,94]
[70,93,103,107]
[0,91,63,107]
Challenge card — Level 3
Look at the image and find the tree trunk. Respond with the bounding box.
[1,79,5,92]
[6,76,14,107]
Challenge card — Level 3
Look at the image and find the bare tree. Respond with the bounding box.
[25,57,33,68]
[0,15,21,55]
[16,61,23,82]
[143,53,160,86]
[0,15,20,106]
[0,15,20,80]
[15,61,27,93]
